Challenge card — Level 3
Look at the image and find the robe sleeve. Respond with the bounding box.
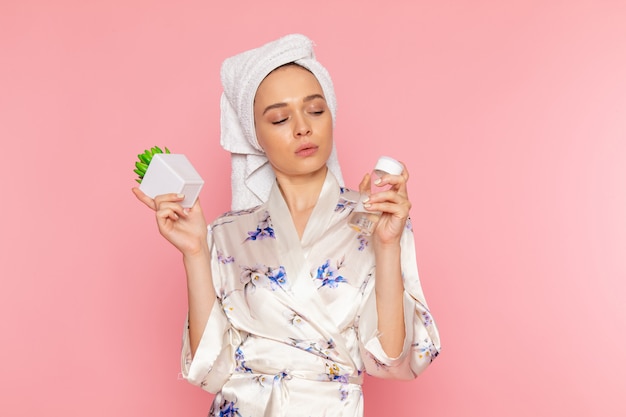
[180,226,241,393]
[357,222,441,380]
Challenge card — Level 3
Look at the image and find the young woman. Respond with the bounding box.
[133,34,440,417]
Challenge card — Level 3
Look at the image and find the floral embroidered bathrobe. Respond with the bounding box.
[181,173,440,417]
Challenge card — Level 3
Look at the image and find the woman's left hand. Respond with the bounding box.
[358,162,411,245]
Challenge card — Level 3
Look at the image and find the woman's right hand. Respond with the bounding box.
[132,188,208,257]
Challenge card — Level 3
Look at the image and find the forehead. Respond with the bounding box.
[255,65,324,104]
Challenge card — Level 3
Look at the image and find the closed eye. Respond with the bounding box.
[271,118,288,125]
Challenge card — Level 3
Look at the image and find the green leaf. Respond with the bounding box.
[135,161,148,172]
[137,153,149,165]
[133,146,172,182]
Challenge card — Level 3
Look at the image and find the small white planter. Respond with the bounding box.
[139,154,204,208]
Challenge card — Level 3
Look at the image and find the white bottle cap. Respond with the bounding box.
[374,156,403,175]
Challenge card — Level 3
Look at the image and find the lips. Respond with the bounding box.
[295,143,318,157]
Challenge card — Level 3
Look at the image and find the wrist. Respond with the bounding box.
[182,242,210,261]
[373,238,401,253]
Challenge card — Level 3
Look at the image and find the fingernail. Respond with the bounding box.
[177,194,185,199]
[363,197,370,203]
[374,178,382,185]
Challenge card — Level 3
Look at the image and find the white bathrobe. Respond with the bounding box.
[181,172,441,417]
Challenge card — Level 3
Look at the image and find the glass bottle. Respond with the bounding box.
[347,156,404,235]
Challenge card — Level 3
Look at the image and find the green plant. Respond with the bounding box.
[134,146,171,183]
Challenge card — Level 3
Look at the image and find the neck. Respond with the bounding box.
[276,166,327,215]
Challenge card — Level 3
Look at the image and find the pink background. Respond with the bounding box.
[1,1,624,416]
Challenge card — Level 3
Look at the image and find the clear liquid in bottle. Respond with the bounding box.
[347,156,403,235]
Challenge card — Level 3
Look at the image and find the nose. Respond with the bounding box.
[293,112,311,138]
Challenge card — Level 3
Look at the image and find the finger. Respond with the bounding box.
[132,187,156,211]
[366,190,408,209]
[365,188,411,212]
[398,161,410,182]
[377,173,405,187]
[154,193,186,211]
[358,172,371,194]
[157,200,188,219]
[156,206,182,224]
[396,163,410,194]
[372,175,408,198]
[383,161,409,183]
[367,199,412,218]
[187,196,203,213]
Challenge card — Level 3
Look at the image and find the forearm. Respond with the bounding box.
[183,246,216,358]
[374,241,406,358]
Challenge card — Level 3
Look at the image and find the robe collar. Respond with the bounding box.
[266,169,340,250]
[264,170,356,369]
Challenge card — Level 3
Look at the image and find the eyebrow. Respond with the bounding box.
[262,94,326,115]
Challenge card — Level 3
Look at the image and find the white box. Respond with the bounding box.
[139,154,204,208]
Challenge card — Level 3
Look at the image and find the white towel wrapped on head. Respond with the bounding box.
[220,33,344,210]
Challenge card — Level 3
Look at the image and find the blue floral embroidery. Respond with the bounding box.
[289,338,336,360]
[267,266,287,290]
[335,198,355,213]
[245,226,275,241]
[356,234,368,251]
[210,393,242,417]
[326,339,336,350]
[339,385,349,401]
[244,211,275,242]
[315,258,347,289]
[217,250,234,264]
[274,370,292,382]
[412,338,439,362]
[234,346,252,373]
[325,362,350,383]
[216,399,241,417]
[421,310,433,327]
[240,265,289,297]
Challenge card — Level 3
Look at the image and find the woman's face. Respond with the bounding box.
[253,64,333,181]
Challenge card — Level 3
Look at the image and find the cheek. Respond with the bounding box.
[321,120,333,142]
[255,133,266,151]
[320,114,333,132]
[254,125,272,151]
[255,127,285,155]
